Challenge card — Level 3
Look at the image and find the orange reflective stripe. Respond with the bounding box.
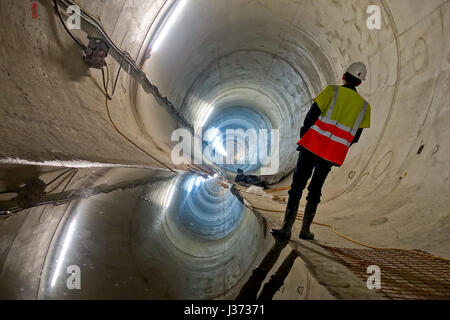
[297,130,348,166]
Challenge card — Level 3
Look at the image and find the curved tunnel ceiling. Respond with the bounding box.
[0,0,449,300]
[134,0,449,257]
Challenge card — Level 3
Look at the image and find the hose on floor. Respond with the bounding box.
[247,204,450,263]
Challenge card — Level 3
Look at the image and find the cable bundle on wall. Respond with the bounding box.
[52,0,193,130]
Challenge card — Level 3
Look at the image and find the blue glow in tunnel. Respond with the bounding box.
[169,173,245,240]
[203,106,273,174]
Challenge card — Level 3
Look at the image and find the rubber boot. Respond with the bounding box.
[299,202,318,240]
[270,199,299,240]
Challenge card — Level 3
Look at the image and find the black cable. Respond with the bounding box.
[58,0,193,130]
[0,190,17,194]
[46,169,75,194]
[111,53,125,97]
[53,0,85,49]
[1,207,22,214]
[101,57,124,100]
[45,168,73,187]
[61,169,77,192]
[101,67,112,100]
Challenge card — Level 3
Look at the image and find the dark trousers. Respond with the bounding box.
[288,149,333,207]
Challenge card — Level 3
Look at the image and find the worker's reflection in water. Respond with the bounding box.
[236,238,299,300]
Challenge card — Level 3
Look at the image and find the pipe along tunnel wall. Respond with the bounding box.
[0,0,449,299]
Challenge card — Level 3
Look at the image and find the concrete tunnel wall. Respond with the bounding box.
[0,0,177,169]
[0,0,449,299]
[140,0,449,256]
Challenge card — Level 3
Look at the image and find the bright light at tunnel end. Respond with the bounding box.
[171,127,280,175]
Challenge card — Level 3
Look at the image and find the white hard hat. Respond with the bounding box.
[346,62,367,81]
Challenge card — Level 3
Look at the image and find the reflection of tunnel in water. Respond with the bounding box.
[36,170,264,299]
[203,106,273,174]
[172,174,244,239]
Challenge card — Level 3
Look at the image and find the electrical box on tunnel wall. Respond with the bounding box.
[83,36,110,69]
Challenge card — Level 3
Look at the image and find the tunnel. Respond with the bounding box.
[0,0,449,300]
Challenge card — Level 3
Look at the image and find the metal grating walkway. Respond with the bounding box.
[322,246,450,300]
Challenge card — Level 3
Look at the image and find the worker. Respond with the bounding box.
[271,62,371,240]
